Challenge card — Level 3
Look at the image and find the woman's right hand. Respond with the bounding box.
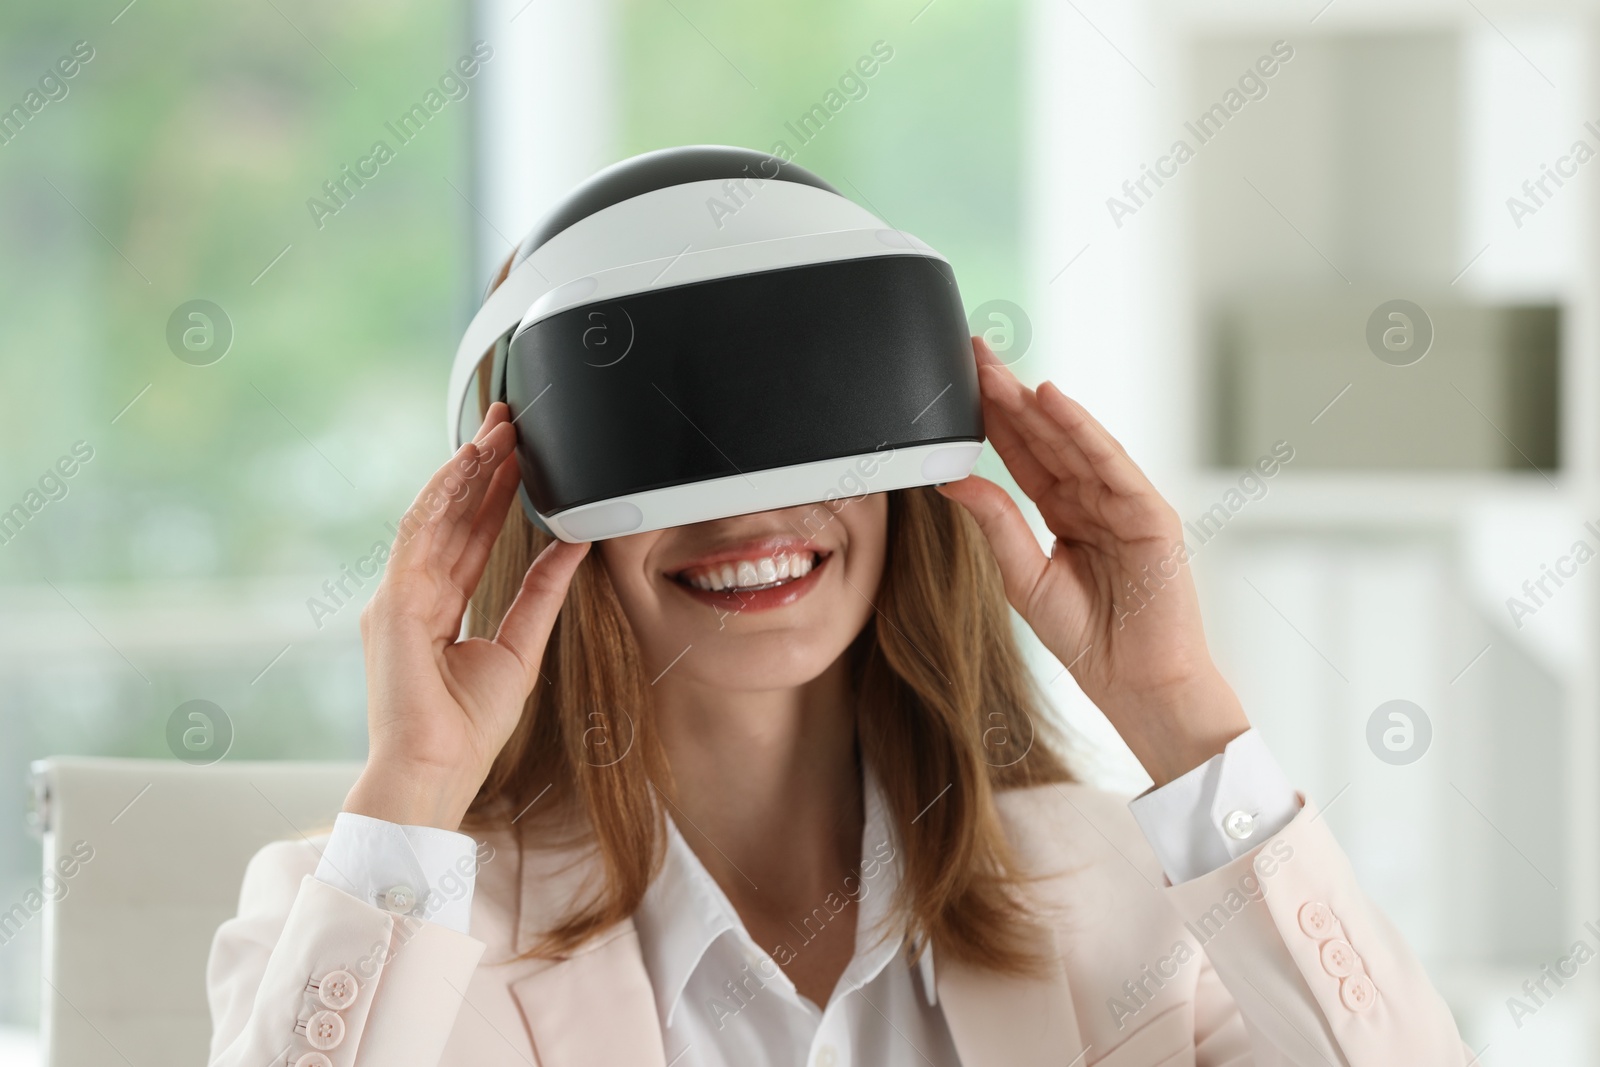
[342,401,590,831]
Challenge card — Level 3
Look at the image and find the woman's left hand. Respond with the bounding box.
[936,337,1250,787]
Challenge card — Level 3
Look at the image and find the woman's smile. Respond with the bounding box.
[599,498,882,692]
[664,534,833,613]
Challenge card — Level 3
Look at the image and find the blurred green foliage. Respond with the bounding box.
[0,0,474,587]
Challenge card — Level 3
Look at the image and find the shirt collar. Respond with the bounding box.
[631,759,935,1029]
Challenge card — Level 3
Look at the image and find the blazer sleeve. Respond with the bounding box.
[206,836,487,1067]
[1169,794,1476,1067]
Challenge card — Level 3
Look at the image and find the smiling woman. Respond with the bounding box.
[204,140,1479,1064]
[13,0,1600,1061]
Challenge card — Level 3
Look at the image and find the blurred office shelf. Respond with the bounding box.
[1030,2,1600,1061]
[1206,295,1561,474]
[1185,14,1599,1066]
[1185,470,1575,526]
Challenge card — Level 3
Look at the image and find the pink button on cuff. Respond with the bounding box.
[306,1009,346,1051]
[1339,972,1376,1012]
[1297,901,1334,939]
[316,968,359,1010]
[294,1054,334,1067]
[1319,938,1357,978]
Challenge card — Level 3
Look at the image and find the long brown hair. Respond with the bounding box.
[460,252,1077,977]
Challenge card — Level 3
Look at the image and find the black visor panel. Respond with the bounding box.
[505,255,982,517]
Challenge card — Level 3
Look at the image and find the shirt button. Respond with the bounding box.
[1222,810,1256,841]
[381,885,416,914]
[1298,901,1335,939]
[1339,972,1376,1012]
[306,1009,346,1050]
[815,1044,838,1067]
[316,968,359,1010]
[293,1054,334,1067]
[1319,938,1357,978]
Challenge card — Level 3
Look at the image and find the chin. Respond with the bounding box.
[670,622,854,692]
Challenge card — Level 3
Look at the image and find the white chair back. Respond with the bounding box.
[27,756,362,1066]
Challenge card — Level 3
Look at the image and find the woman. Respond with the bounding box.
[206,276,1471,1063]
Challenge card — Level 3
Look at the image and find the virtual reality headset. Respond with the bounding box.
[446,144,983,542]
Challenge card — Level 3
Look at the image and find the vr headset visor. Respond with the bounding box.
[447,145,984,542]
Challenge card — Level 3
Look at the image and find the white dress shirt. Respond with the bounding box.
[313,727,1300,1066]
[630,759,960,1067]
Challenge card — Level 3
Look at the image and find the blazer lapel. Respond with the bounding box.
[508,921,667,1067]
[499,827,667,1067]
[936,921,1088,1067]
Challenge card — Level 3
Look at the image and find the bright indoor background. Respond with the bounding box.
[1,0,1596,1061]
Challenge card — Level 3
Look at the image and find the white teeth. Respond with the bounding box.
[682,552,819,591]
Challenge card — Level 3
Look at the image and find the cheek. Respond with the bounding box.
[841,496,890,589]
[596,529,657,578]
[595,539,661,627]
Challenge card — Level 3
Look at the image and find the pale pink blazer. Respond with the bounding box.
[206,782,1474,1066]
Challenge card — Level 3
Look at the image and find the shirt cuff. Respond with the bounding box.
[312,811,481,934]
[1126,727,1301,884]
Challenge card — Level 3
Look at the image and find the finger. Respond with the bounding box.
[1040,381,1132,461]
[973,348,1082,495]
[978,371,1161,548]
[388,418,516,576]
[975,375,1057,502]
[1035,382,1153,498]
[980,365,1100,488]
[473,401,509,444]
[974,333,1031,376]
[935,475,1049,612]
[435,403,508,575]
[970,339,1061,497]
[495,538,591,689]
[451,442,524,593]
[972,334,1007,369]
[387,438,483,572]
[437,419,518,565]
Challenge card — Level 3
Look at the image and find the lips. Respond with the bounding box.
[665,536,831,612]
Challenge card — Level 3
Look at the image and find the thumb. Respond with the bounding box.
[495,538,591,691]
[935,475,1048,612]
